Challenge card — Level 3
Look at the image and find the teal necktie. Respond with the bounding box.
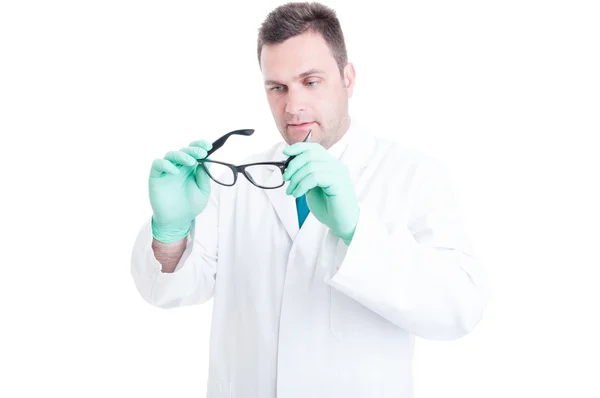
[296,194,310,228]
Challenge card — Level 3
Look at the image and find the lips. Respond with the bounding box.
[288,122,314,127]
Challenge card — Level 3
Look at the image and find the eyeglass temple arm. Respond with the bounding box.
[205,129,255,157]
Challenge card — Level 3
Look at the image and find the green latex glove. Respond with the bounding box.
[148,140,213,243]
[282,143,359,244]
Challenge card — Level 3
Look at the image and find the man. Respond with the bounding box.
[131,2,489,397]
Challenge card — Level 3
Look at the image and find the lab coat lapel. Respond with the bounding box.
[338,120,376,189]
[263,165,299,241]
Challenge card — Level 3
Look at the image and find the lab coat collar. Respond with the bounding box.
[334,116,374,174]
[263,116,376,241]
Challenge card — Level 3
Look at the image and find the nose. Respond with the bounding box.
[284,87,308,114]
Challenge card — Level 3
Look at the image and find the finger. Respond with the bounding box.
[164,150,197,167]
[150,158,180,178]
[189,139,213,152]
[285,161,327,195]
[180,146,208,160]
[282,142,321,157]
[294,170,337,197]
[290,173,321,198]
[282,150,327,181]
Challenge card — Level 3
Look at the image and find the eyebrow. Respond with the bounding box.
[264,68,326,86]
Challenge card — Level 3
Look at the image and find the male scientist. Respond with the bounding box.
[131,2,488,397]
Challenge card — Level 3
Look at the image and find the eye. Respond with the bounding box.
[270,85,288,92]
[306,80,319,87]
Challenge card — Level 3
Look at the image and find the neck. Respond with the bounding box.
[322,114,351,149]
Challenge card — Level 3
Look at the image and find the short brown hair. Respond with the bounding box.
[257,2,348,76]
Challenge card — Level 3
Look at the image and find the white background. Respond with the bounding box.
[1,0,599,397]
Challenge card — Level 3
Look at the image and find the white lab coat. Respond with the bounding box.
[131,118,489,398]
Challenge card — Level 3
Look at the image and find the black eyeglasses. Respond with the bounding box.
[198,129,311,189]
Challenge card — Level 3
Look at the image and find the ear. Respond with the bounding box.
[343,63,356,97]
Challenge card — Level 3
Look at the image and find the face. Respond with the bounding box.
[260,30,355,148]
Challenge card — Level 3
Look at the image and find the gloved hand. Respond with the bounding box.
[148,139,213,243]
[282,143,359,244]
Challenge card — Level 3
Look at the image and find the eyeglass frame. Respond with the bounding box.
[197,128,311,189]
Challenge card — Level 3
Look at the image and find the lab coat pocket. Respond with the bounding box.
[324,232,380,341]
[329,286,348,341]
[206,380,231,398]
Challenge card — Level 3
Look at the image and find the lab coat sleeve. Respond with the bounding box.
[130,186,220,309]
[326,157,490,341]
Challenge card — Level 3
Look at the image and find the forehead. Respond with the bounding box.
[260,31,338,81]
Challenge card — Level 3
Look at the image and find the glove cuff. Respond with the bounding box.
[151,217,192,243]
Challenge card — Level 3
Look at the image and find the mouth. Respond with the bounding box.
[288,121,314,127]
